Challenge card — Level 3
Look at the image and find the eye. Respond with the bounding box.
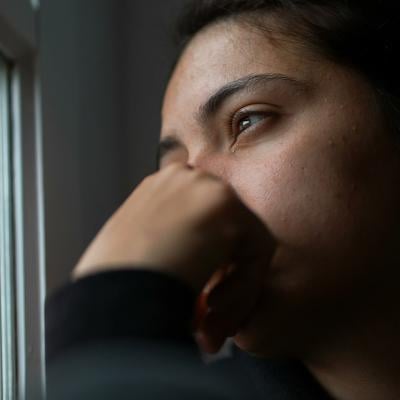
[233,111,271,135]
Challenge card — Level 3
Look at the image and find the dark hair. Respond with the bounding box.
[172,0,400,134]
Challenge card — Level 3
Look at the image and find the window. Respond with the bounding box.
[0,1,44,400]
[0,54,16,400]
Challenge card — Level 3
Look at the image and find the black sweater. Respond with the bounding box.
[45,269,332,399]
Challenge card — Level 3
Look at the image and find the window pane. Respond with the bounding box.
[0,55,16,400]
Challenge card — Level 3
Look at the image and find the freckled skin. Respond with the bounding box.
[161,21,400,358]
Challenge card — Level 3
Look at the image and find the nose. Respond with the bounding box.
[187,152,231,183]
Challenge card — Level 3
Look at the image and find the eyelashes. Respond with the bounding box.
[228,109,276,138]
[235,112,269,134]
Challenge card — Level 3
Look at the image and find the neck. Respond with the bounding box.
[304,294,400,400]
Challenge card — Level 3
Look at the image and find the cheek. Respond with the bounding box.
[230,143,343,252]
[228,127,399,271]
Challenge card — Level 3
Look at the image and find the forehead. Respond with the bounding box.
[161,21,322,129]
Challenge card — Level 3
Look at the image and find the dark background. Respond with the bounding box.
[40,0,186,292]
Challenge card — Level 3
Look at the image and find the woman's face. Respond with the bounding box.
[160,20,400,357]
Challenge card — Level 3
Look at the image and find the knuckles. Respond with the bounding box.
[162,161,189,175]
[142,163,240,213]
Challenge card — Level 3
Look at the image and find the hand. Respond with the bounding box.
[73,162,276,352]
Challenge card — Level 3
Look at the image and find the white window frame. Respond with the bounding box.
[0,1,45,400]
[1,52,15,400]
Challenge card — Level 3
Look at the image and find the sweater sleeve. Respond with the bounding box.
[44,269,248,400]
[44,268,329,400]
[45,269,197,363]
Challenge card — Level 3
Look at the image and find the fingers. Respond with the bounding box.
[205,221,275,315]
[196,292,260,354]
[195,327,227,354]
[206,265,259,312]
[193,261,262,354]
[195,328,227,354]
[194,227,276,354]
[192,265,232,332]
[148,163,276,354]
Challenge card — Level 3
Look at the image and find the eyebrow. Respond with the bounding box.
[157,73,310,167]
[196,73,309,124]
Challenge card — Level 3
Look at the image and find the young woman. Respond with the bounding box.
[46,1,400,399]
